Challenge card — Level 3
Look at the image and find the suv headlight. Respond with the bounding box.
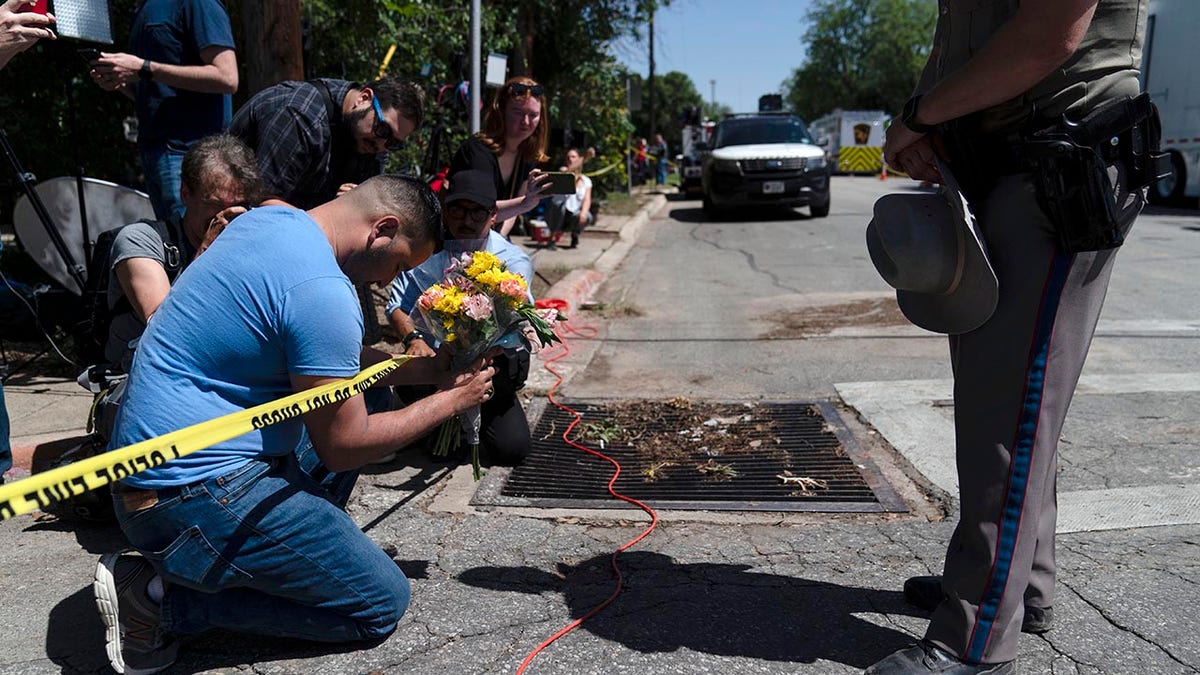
[712,158,742,175]
[806,156,827,171]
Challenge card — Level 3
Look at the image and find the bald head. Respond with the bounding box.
[341,175,443,250]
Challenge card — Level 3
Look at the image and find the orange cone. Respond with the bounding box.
[880,164,888,180]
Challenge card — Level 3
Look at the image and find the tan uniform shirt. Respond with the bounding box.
[925,0,1148,134]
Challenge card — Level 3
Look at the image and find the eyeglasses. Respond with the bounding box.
[445,204,493,224]
[507,82,544,99]
[371,96,403,150]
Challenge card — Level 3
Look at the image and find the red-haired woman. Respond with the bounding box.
[449,76,552,237]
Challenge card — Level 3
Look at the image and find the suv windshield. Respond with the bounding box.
[713,116,813,148]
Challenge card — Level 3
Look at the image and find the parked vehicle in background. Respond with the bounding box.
[1144,0,1200,205]
[701,113,831,218]
[809,109,890,175]
[678,119,714,195]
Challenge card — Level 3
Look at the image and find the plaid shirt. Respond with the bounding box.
[229,79,386,209]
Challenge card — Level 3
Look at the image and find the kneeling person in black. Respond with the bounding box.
[385,170,535,465]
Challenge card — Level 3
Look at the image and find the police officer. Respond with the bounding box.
[872,1,1150,673]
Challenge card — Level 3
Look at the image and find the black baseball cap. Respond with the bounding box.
[444,170,497,209]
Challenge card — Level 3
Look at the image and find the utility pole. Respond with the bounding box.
[647,5,656,141]
[235,0,303,94]
[470,0,481,133]
[710,79,716,115]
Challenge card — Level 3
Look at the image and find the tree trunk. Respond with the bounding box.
[234,0,304,96]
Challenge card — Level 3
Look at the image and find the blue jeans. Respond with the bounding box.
[140,139,190,221]
[113,444,409,641]
[656,159,668,185]
[0,382,11,477]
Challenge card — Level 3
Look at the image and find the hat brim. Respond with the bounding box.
[894,189,997,335]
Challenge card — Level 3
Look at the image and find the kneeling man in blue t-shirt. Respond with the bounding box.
[92,175,496,675]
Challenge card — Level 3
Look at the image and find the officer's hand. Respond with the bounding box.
[895,136,943,184]
[884,119,926,175]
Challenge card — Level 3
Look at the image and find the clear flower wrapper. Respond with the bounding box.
[410,243,563,478]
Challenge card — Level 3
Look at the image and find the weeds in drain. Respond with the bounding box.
[641,461,675,482]
[664,396,692,410]
[577,419,624,448]
[697,458,738,480]
[539,419,558,441]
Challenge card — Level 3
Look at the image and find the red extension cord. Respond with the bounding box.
[515,302,660,674]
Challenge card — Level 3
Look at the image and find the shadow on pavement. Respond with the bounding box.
[458,550,922,668]
[46,585,111,673]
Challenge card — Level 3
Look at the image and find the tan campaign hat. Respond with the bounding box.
[865,160,998,335]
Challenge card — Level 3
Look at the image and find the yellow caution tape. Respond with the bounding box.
[584,160,624,178]
[0,357,411,521]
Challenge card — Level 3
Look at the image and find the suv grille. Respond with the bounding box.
[742,157,807,172]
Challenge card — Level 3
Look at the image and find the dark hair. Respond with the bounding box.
[356,174,443,251]
[181,134,265,204]
[366,77,426,128]
[477,76,549,163]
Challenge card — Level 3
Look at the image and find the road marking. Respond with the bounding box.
[827,319,1200,339]
[835,373,1200,533]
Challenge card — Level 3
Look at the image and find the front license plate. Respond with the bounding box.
[762,181,785,194]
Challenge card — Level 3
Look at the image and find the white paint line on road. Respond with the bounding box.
[836,374,1200,533]
[1057,484,1200,534]
[827,318,1200,339]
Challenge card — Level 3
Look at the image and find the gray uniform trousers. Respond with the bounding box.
[925,170,1142,664]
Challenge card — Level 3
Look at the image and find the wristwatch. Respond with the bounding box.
[401,329,426,349]
[138,59,153,81]
[901,95,938,134]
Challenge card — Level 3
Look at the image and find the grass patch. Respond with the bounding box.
[600,191,644,217]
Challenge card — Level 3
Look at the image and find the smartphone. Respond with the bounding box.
[544,172,577,195]
[78,48,102,65]
[28,0,49,15]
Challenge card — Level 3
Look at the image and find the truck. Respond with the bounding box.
[1144,0,1200,205]
[808,109,890,175]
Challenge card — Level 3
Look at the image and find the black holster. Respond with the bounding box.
[944,93,1172,254]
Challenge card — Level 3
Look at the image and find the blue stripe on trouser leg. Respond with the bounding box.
[965,250,1072,662]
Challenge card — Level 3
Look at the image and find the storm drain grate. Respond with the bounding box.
[472,400,906,513]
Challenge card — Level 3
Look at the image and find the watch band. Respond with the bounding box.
[401,329,425,347]
[902,95,938,134]
[139,59,153,81]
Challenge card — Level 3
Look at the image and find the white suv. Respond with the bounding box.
[701,114,831,218]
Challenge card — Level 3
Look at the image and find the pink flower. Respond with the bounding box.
[462,294,494,321]
[499,278,526,300]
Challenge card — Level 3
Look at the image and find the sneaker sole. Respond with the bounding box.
[94,552,128,675]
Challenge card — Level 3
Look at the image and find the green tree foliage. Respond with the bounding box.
[0,0,654,230]
[628,70,703,151]
[783,0,935,121]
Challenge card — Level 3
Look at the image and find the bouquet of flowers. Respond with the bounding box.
[415,249,562,478]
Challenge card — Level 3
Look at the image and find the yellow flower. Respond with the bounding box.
[465,251,503,278]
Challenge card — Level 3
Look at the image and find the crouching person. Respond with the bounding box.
[93,176,495,674]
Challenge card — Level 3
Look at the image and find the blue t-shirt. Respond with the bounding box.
[111,207,363,488]
[130,0,236,145]
[385,231,535,317]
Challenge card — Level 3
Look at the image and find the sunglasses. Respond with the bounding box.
[507,82,544,99]
[445,203,493,225]
[370,97,403,150]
